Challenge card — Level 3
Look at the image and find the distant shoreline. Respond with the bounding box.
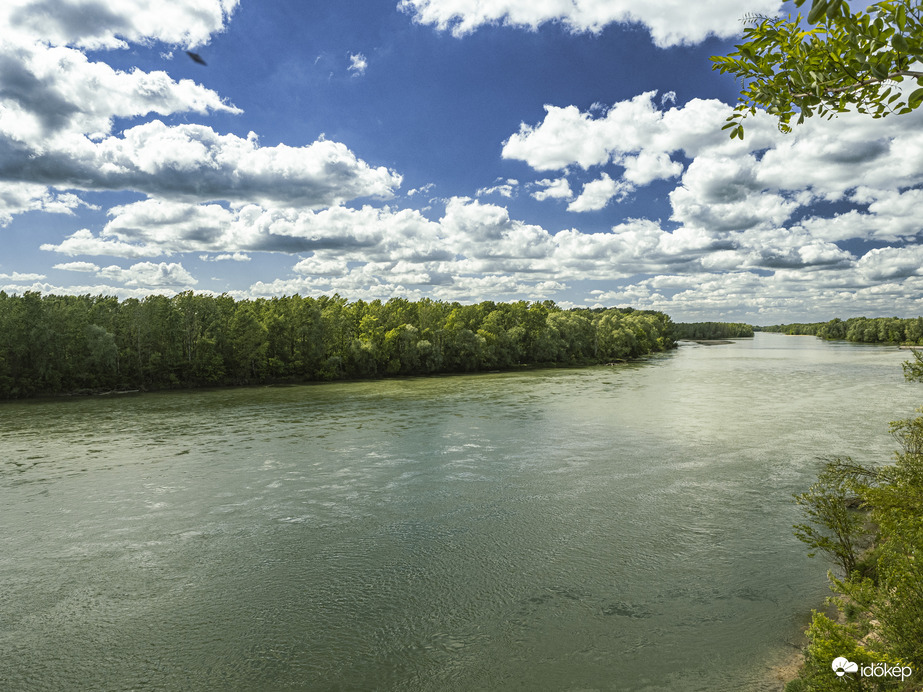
[6,355,671,404]
[680,338,739,345]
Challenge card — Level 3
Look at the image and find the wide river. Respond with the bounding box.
[1,332,919,691]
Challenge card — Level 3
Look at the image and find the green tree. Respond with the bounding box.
[903,349,923,382]
[793,460,867,577]
[383,324,421,375]
[85,324,119,383]
[788,411,923,689]
[792,611,907,691]
[712,0,923,137]
[229,303,268,382]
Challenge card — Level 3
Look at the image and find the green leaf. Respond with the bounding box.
[892,34,909,53]
[908,88,923,109]
[897,5,907,31]
[807,0,829,24]
[870,63,888,80]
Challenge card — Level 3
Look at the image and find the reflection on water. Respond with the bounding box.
[1,333,918,691]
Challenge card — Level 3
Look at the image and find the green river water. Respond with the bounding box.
[1,332,919,691]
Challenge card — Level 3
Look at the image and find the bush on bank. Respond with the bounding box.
[787,403,923,690]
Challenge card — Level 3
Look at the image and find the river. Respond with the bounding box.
[1,332,919,691]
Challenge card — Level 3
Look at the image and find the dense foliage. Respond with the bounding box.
[673,322,754,340]
[712,0,923,138]
[0,291,675,399]
[760,316,923,344]
[787,411,923,690]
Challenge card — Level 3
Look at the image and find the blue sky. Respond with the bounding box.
[1,0,921,323]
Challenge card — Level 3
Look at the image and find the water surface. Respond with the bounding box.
[1,333,918,691]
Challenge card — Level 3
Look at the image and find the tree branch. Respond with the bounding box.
[792,70,923,99]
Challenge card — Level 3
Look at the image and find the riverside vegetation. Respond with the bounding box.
[0,291,675,399]
[760,316,923,345]
[774,325,923,690]
[673,321,755,340]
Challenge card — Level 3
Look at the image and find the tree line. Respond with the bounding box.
[760,316,923,344]
[0,291,676,399]
[673,322,754,339]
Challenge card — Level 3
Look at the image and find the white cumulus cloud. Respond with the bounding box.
[567,173,630,212]
[0,0,239,50]
[97,261,197,287]
[530,177,572,201]
[398,0,782,47]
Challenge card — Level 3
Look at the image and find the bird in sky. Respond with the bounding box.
[186,51,207,66]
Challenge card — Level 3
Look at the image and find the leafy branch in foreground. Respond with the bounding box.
[711,0,923,137]
[793,459,869,577]
[902,348,923,382]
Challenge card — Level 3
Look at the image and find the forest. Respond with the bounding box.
[0,291,676,399]
[760,316,923,344]
[673,322,754,339]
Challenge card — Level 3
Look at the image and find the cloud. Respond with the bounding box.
[855,245,923,282]
[1,0,240,50]
[53,261,99,271]
[0,41,240,146]
[506,89,923,243]
[97,261,197,287]
[0,279,196,299]
[398,0,783,47]
[348,52,368,75]
[0,121,401,207]
[669,155,800,232]
[567,173,630,212]
[589,271,866,323]
[623,150,683,186]
[293,256,349,276]
[33,182,923,320]
[48,259,196,292]
[504,103,620,171]
[0,181,95,225]
[476,178,518,198]
[201,252,251,262]
[39,196,734,290]
[42,198,450,259]
[41,228,162,257]
[502,91,773,173]
[0,2,400,227]
[0,271,46,280]
[530,177,572,201]
[407,182,435,197]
